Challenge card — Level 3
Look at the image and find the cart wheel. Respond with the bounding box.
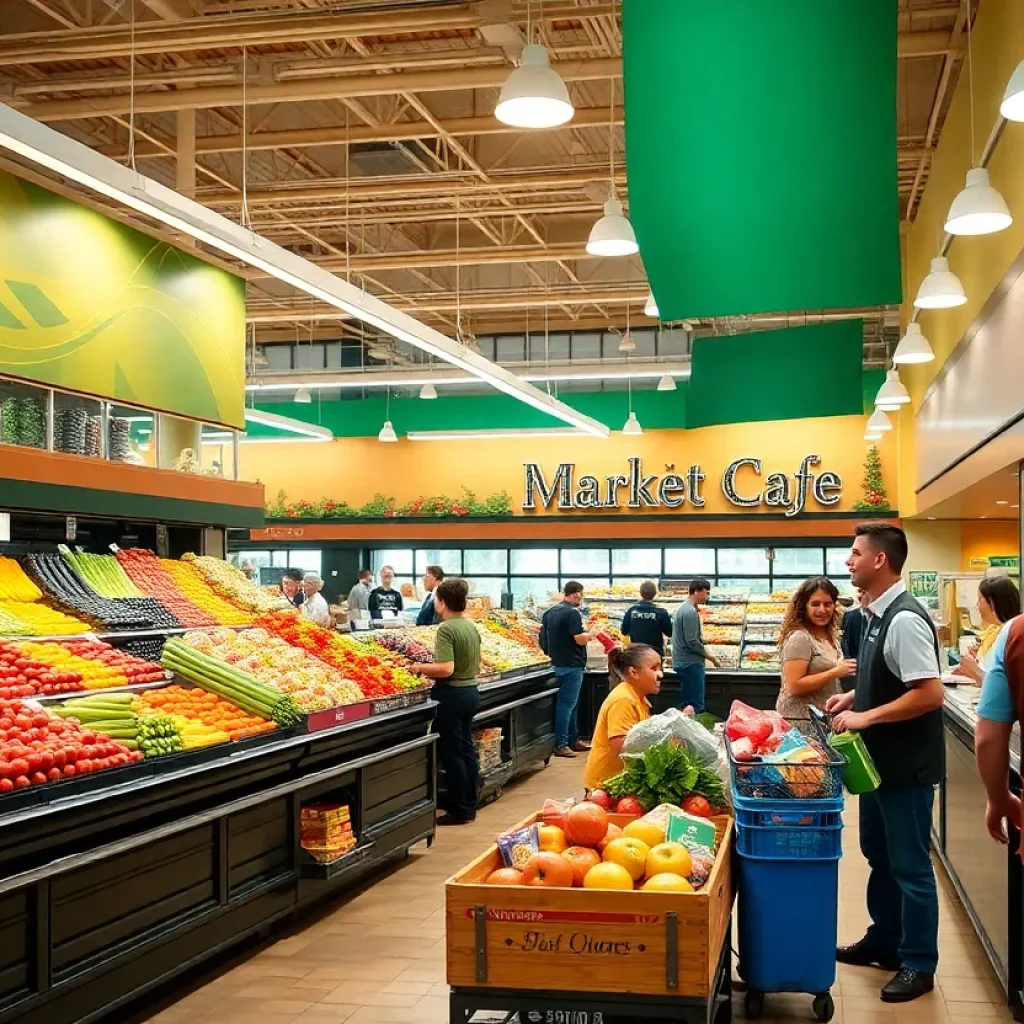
[744,991,764,1019]
[812,993,835,1022]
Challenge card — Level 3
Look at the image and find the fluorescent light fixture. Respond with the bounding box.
[892,322,934,365]
[874,368,911,407]
[407,427,586,441]
[587,197,639,257]
[622,411,643,435]
[243,407,333,440]
[657,374,676,391]
[1001,59,1024,120]
[867,408,892,432]
[944,167,1012,236]
[293,387,312,404]
[644,290,659,318]
[0,101,607,439]
[494,44,574,129]
[220,435,330,445]
[202,431,233,440]
[419,382,438,400]
[378,420,398,442]
[914,256,967,310]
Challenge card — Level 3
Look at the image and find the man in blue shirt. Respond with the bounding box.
[975,615,1024,852]
[417,565,443,626]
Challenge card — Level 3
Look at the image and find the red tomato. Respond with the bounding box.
[62,764,76,778]
[9,759,28,776]
[12,776,29,789]
[681,795,713,818]
[0,779,12,793]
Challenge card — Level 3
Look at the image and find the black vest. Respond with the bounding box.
[854,590,945,788]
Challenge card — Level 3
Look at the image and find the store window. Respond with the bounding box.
[496,336,525,362]
[465,577,506,605]
[511,577,558,607]
[465,549,509,574]
[826,546,853,577]
[560,549,611,575]
[288,551,322,577]
[511,548,558,575]
[371,549,414,575]
[718,577,770,594]
[612,548,661,575]
[245,551,272,569]
[772,547,825,576]
[718,548,769,574]
[415,549,463,575]
[271,551,288,567]
[664,548,715,576]
[565,578,611,596]
[773,578,812,596]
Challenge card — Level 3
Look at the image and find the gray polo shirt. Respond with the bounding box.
[673,601,707,668]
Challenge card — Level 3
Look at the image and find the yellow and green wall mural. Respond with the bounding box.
[0,171,246,430]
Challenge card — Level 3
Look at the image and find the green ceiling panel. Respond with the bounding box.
[685,321,865,429]
[623,0,901,320]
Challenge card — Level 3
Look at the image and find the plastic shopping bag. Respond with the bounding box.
[621,707,720,767]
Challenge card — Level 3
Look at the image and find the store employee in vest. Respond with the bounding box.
[417,565,443,626]
[827,523,945,1004]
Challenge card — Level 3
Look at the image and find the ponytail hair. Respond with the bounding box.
[608,643,657,682]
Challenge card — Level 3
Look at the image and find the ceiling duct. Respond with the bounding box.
[348,141,426,177]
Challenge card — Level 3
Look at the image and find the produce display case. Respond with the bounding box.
[445,811,734,1023]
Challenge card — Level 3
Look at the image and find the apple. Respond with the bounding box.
[616,796,644,817]
[582,861,634,890]
[645,842,693,880]
[522,851,574,888]
[587,788,613,811]
[642,873,694,893]
[602,836,650,881]
[562,846,601,886]
[486,867,525,886]
[537,824,568,854]
[564,802,609,848]
[623,818,665,849]
[597,822,623,852]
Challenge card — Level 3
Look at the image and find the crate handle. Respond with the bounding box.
[473,905,488,983]
[665,911,678,990]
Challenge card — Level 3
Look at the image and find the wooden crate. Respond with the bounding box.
[445,811,733,999]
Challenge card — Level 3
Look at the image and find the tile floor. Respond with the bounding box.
[141,757,1013,1024]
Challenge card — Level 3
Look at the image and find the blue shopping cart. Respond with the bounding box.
[727,715,846,1023]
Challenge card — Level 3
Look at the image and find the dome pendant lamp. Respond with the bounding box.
[892,322,935,365]
[874,368,911,409]
[378,386,398,442]
[294,387,312,404]
[495,44,574,129]
[419,382,438,400]
[1000,59,1024,121]
[587,77,639,257]
[622,411,643,435]
[867,408,893,433]
[657,374,676,392]
[914,257,966,309]
[644,290,659,318]
[945,168,1012,235]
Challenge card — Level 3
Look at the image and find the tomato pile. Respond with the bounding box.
[0,640,85,697]
[115,548,219,629]
[0,698,141,791]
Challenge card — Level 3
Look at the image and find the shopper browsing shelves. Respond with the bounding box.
[620,580,673,659]
[369,565,404,620]
[672,578,718,714]
[776,576,855,718]
[417,564,443,626]
[408,578,481,826]
[954,575,1020,684]
[827,523,944,1004]
[540,580,598,758]
[346,569,372,626]
[300,573,332,629]
[583,644,661,791]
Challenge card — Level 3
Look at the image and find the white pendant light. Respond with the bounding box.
[944,167,1012,235]
[377,420,398,443]
[892,322,934,365]
[622,411,643,435]
[864,432,883,442]
[293,387,311,404]
[874,368,911,407]
[495,44,573,129]
[644,290,659,318]
[867,408,893,433]
[1000,59,1024,121]
[657,374,676,392]
[419,382,438,400]
[914,256,967,309]
[587,196,639,257]
[617,332,636,353]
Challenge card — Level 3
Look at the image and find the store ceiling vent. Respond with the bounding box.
[349,142,423,177]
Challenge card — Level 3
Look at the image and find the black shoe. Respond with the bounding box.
[437,813,476,826]
[881,968,935,1003]
[836,940,901,971]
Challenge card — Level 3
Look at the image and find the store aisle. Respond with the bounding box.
[141,759,1011,1024]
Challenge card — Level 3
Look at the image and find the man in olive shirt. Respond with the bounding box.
[409,578,481,825]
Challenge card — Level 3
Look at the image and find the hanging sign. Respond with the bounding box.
[523,455,841,518]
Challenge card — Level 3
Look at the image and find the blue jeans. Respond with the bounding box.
[860,785,939,973]
[674,664,707,714]
[553,666,585,749]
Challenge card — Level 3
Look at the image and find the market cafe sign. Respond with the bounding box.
[523,456,842,517]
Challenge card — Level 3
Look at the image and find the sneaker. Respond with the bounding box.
[572,741,592,752]
[437,813,476,826]
[553,747,577,758]
[881,968,935,1003]
[836,940,901,971]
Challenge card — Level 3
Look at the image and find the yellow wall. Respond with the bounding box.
[900,0,1024,511]
[243,414,890,516]
[961,519,1019,569]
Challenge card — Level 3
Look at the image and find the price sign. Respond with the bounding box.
[65,516,77,542]
[0,513,9,543]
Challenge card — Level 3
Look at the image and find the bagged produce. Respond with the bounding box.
[541,796,576,828]
[497,823,539,870]
[725,701,787,756]
[621,706,720,767]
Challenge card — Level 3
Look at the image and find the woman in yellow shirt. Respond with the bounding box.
[583,644,663,791]
[956,576,1020,684]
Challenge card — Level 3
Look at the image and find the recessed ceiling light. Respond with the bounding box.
[927,516,936,520]
[997,500,1009,505]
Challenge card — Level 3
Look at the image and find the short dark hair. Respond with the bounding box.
[282,568,303,582]
[979,575,1021,624]
[425,565,444,581]
[854,523,908,574]
[435,577,468,612]
[358,569,372,581]
[689,577,711,595]
[563,580,584,598]
[640,580,657,601]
